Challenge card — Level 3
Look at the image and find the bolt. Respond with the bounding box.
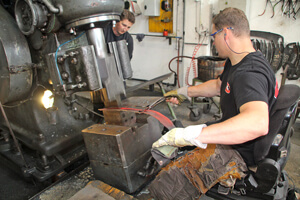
[57,56,64,64]
[39,133,45,141]
[61,72,69,80]
[75,75,82,83]
[71,57,78,65]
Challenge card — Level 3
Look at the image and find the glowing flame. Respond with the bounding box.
[42,90,54,109]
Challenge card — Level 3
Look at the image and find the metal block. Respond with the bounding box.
[82,117,162,193]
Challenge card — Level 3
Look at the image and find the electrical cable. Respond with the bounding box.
[286,172,296,194]
[168,55,193,73]
[73,99,104,118]
[224,38,252,55]
[168,55,193,88]
[185,35,207,86]
[55,31,86,85]
[3,84,48,108]
[2,98,32,108]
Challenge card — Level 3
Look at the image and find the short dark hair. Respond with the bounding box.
[120,10,135,24]
[212,7,250,37]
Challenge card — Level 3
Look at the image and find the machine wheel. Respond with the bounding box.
[203,98,212,114]
[189,109,201,121]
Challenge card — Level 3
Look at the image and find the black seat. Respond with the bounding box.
[206,84,300,200]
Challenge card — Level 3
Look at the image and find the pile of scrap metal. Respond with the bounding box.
[251,31,300,80]
[250,30,285,73]
[281,42,300,80]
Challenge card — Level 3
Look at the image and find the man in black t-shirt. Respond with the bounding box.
[103,10,135,60]
[153,7,278,166]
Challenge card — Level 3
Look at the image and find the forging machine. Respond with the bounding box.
[0,0,167,193]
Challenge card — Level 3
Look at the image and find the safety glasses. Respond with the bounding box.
[210,27,234,38]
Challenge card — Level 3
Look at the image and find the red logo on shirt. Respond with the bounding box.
[274,80,279,98]
[225,82,230,94]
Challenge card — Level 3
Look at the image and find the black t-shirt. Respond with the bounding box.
[219,51,277,165]
[103,23,134,60]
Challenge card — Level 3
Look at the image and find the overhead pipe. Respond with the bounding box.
[41,0,60,14]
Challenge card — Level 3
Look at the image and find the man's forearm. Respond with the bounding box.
[196,101,269,145]
[188,79,221,98]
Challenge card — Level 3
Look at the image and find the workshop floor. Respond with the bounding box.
[0,83,299,200]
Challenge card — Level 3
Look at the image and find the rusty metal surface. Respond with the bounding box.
[104,109,137,126]
[82,123,131,136]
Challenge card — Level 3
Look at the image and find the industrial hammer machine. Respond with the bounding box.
[0,0,165,193]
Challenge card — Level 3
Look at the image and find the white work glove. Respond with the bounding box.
[164,85,191,104]
[152,124,207,149]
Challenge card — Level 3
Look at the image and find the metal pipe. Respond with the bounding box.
[130,33,182,39]
[87,28,108,58]
[87,27,109,80]
[182,0,186,62]
[41,0,60,14]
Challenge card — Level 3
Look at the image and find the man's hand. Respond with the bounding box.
[152,124,207,149]
[164,86,191,104]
